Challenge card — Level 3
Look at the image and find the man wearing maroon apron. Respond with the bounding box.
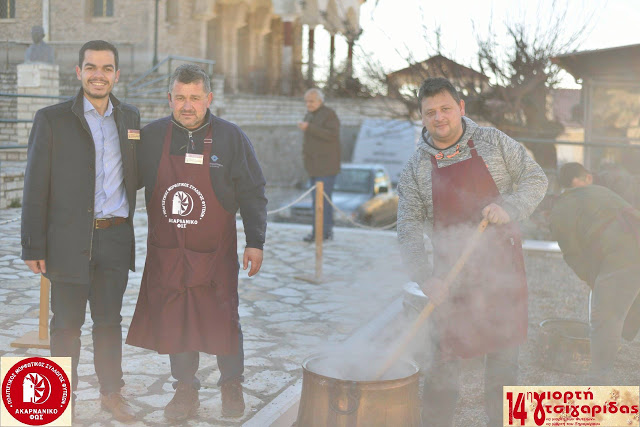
[127,64,267,421]
[397,78,548,426]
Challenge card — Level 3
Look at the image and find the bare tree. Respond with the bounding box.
[472,2,594,168]
[355,0,598,169]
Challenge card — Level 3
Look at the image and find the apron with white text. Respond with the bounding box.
[127,121,239,354]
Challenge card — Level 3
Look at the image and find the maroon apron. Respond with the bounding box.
[430,140,528,359]
[127,121,239,355]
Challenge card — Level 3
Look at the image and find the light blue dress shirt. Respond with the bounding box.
[83,96,129,219]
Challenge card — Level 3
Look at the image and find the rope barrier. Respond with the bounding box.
[0,217,19,226]
[265,185,317,216]
[1,184,398,231]
[322,192,398,230]
[134,185,318,217]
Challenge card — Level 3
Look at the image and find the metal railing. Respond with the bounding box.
[1,91,637,150]
[0,92,68,99]
[0,92,70,124]
[0,91,159,126]
[125,55,215,100]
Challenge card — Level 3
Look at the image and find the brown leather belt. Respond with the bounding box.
[94,217,128,229]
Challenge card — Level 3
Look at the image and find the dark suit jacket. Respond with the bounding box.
[21,89,140,284]
[302,104,341,177]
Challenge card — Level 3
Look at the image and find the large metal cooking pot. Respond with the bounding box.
[296,354,421,426]
[537,318,590,374]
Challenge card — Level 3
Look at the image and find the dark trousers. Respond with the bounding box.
[49,223,132,395]
[589,265,640,384]
[422,346,519,427]
[310,175,336,236]
[169,325,244,390]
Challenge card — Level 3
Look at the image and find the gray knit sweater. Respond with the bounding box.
[397,116,548,283]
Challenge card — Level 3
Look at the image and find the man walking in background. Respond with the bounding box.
[21,40,140,422]
[551,162,640,385]
[298,88,341,242]
[397,77,547,426]
[128,64,267,421]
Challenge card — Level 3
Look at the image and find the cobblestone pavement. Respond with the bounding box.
[0,204,408,426]
[4,196,640,427]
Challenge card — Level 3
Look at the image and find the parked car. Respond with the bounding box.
[277,164,398,227]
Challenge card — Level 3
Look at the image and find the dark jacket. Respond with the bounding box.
[302,104,341,177]
[550,185,640,287]
[137,112,267,249]
[21,89,140,284]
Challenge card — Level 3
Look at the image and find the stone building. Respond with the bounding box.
[0,0,366,94]
[1,0,413,207]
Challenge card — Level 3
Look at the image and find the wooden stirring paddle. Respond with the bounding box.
[374,218,490,380]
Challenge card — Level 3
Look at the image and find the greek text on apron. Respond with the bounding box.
[127,121,239,355]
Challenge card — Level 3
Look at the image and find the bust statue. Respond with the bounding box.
[24,25,55,64]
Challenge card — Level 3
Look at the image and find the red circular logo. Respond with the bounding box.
[2,357,71,425]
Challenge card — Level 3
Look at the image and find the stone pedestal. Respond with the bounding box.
[17,63,59,145]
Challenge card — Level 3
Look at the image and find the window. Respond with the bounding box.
[334,169,373,194]
[93,0,113,17]
[0,0,16,19]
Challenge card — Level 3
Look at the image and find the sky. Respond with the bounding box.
[305,0,640,89]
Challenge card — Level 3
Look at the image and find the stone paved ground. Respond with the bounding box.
[0,201,408,427]
[2,197,640,427]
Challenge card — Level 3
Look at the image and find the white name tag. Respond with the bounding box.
[185,153,204,165]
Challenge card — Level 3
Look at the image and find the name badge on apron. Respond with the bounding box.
[185,153,204,165]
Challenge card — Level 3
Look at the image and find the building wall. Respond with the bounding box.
[158,0,208,62]
[0,0,351,94]
[217,95,403,185]
[0,0,42,41]
[49,0,152,72]
[0,70,19,146]
[0,170,25,209]
[49,0,150,43]
[130,93,402,185]
[0,66,406,195]
[0,0,302,79]
[1,0,211,73]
